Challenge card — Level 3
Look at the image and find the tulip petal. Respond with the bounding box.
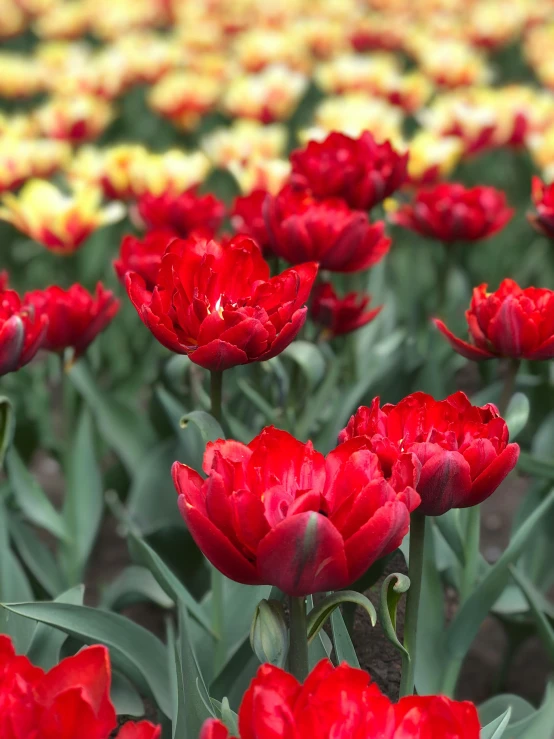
[177,501,260,585]
[528,334,554,360]
[487,298,538,358]
[259,307,307,361]
[417,450,472,516]
[199,720,230,739]
[467,443,519,508]
[257,511,349,596]
[190,339,248,370]
[117,721,162,739]
[433,318,495,360]
[0,315,24,374]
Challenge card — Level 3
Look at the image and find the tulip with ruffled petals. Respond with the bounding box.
[311,282,382,337]
[230,189,272,255]
[137,187,225,239]
[529,176,554,240]
[200,659,480,738]
[126,234,317,371]
[435,279,554,361]
[0,288,48,375]
[266,185,391,272]
[0,635,160,739]
[339,391,519,516]
[25,283,119,359]
[391,183,513,243]
[115,230,175,288]
[173,426,420,595]
[290,131,408,210]
[0,179,124,254]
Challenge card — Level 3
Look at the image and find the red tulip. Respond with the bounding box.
[266,185,391,272]
[126,234,317,371]
[173,426,419,596]
[0,635,160,739]
[137,186,225,238]
[0,289,48,375]
[25,283,119,358]
[339,392,519,516]
[115,230,176,288]
[434,279,554,361]
[529,176,554,240]
[310,282,382,337]
[200,659,480,738]
[290,132,408,211]
[391,183,513,243]
[230,189,272,255]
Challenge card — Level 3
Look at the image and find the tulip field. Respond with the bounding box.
[3,0,554,736]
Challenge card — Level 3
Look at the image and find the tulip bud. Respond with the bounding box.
[250,599,288,668]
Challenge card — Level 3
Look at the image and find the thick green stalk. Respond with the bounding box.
[289,595,309,683]
[399,512,426,697]
[498,358,521,417]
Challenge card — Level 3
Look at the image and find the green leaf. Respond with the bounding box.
[445,489,554,663]
[111,670,145,717]
[531,410,554,460]
[434,511,465,567]
[100,565,173,611]
[128,530,215,637]
[307,590,376,645]
[330,606,359,668]
[173,603,214,738]
[504,392,529,441]
[249,599,288,668]
[219,697,239,735]
[236,378,277,425]
[295,357,341,440]
[6,448,69,542]
[180,410,224,444]
[59,409,103,585]
[281,341,326,388]
[509,565,554,662]
[69,360,155,474]
[26,585,84,669]
[0,601,171,716]
[379,573,410,659]
[479,708,512,739]
[8,514,65,597]
[0,395,15,467]
[0,502,35,652]
[209,637,259,706]
[479,695,533,730]
[517,451,554,480]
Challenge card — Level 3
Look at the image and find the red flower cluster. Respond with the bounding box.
[173,426,419,596]
[25,283,119,358]
[391,183,513,243]
[200,659,480,739]
[290,131,408,211]
[310,282,382,337]
[126,234,317,371]
[115,230,175,288]
[529,176,554,240]
[435,279,554,361]
[0,288,48,376]
[231,189,272,255]
[0,635,160,739]
[265,185,390,272]
[339,391,519,516]
[137,187,225,238]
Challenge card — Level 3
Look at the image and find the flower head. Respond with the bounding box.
[391,183,513,243]
[230,189,272,255]
[25,283,119,359]
[137,187,225,239]
[0,288,48,375]
[529,176,554,240]
[311,282,382,337]
[200,659,480,738]
[266,185,391,272]
[0,635,160,739]
[339,392,519,516]
[0,180,124,254]
[115,230,175,288]
[34,94,113,143]
[173,426,419,595]
[435,279,554,361]
[126,234,317,371]
[290,131,408,211]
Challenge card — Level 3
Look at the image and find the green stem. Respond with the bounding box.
[289,595,309,683]
[210,370,223,424]
[498,358,521,417]
[460,505,481,603]
[209,369,225,672]
[399,511,426,697]
[437,244,455,316]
